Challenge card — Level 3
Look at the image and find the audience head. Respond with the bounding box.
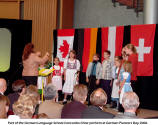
[104,50,111,59]
[44,84,57,100]
[69,50,76,59]
[114,56,122,67]
[12,80,26,94]
[25,85,40,100]
[0,95,10,118]
[93,53,100,62]
[90,88,107,107]
[125,44,137,55]
[22,43,34,61]
[123,61,132,73]
[13,94,38,119]
[73,84,88,103]
[122,92,140,112]
[0,78,7,94]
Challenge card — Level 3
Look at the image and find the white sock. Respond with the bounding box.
[56,98,58,102]
[63,99,67,102]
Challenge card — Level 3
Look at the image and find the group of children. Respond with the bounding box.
[37,44,138,111]
[38,50,80,103]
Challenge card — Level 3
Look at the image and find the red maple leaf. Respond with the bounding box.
[59,40,69,58]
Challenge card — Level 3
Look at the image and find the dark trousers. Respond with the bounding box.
[131,80,139,96]
[118,103,124,112]
[87,75,99,105]
[100,79,112,104]
[22,76,38,86]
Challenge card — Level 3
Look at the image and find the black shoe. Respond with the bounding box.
[63,100,67,105]
[111,101,117,108]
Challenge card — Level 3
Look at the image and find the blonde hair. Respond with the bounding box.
[25,85,40,100]
[0,95,10,119]
[126,44,137,54]
[90,88,107,106]
[123,61,132,73]
[13,94,38,119]
[73,84,88,102]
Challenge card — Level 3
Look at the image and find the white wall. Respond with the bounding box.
[74,0,143,28]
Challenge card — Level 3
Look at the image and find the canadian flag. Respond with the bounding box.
[57,29,75,65]
[131,24,156,76]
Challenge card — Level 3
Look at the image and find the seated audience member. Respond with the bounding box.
[0,95,10,119]
[114,92,140,119]
[82,88,114,118]
[12,94,38,119]
[38,84,63,119]
[0,78,7,95]
[36,113,49,119]
[61,84,88,118]
[24,85,41,117]
[8,80,26,112]
[25,85,40,100]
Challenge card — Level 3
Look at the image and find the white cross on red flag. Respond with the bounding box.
[131,24,156,76]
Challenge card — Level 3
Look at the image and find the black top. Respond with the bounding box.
[8,92,20,111]
[82,105,115,119]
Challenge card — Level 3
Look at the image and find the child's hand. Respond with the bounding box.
[110,81,113,87]
[116,81,120,86]
[118,89,121,94]
[76,76,79,81]
[86,77,89,83]
[96,79,100,85]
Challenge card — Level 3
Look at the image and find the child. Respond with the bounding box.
[101,50,112,104]
[51,57,63,102]
[62,50,80,104]
[86,54,102,103]
[37,63,47,93]
[119,61,133,105]
[111,56,124,110]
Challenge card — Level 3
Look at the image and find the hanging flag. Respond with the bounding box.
[101,26,124,62]
[53,24,156,76]
[96,28,102,62]
[131,24,156,76]
[73,29,85,71]
[56,29,75,66]
[82,28,91,72]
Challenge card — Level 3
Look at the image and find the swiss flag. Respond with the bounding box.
[57,29,75,66]
[131,24,156,76]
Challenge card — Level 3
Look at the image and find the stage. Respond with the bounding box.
[104,108,158,119]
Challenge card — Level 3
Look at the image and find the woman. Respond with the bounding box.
[12,94,39,119]
[0,95,10,119]
[22,43,49,86]
[125,44,138,93]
